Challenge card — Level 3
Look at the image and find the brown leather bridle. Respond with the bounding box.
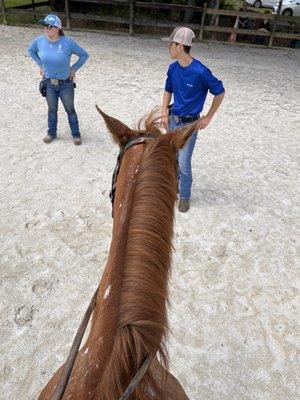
[51,135,155,400]
[109,135,156,216]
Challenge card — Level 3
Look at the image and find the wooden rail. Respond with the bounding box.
[202,6,300,46]
[1,0,300,48]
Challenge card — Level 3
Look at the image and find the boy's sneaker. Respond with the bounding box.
[43,135,55,144]
[178,198,190,213]
[73,137,82,146]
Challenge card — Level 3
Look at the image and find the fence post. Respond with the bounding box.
[268,15,278,48]
[65,0,71,30]
[0,0,7,25]
[129,0,134,35]
[199,2,207,41]
[268,0,283,48]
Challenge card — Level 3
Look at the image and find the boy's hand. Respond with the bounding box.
[39,68,44,77]
[196,115,212,130]
[161,114,169,130]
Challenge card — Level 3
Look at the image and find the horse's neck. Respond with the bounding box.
[83,140,176,399]
[86,145,145,368]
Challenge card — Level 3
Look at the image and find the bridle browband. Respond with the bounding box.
[51,134,156,400]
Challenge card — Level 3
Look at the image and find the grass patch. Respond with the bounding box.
[4,0,48,9]
[3,5,51,25]
[5,13,37,24]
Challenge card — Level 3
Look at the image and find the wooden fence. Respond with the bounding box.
[1,0,300,48]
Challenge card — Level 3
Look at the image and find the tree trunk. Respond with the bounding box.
[208,0,220,25]
[208,0,220,39]
[184,0,196,23]
[0,0,7,24]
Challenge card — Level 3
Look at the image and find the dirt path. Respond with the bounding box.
[0,25,299,400]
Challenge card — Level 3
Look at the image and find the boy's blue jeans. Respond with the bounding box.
[169,117,198,200]
[45,81,80,138]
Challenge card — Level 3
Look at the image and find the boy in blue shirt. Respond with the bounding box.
[161,27,225,212]
[28,14,89,145]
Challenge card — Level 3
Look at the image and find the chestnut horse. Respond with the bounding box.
[38,108,196,400]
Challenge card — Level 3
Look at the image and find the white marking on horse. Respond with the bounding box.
[135,165,140,173]
[103,285,111,300]
[84,347,89,355]
[119,202,123,208]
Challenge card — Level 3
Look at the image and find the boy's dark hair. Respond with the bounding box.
[175,43,191,54]
[183,45,191,54]
[59,29,64,36]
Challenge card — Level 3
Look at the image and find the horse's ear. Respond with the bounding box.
[96,105,134,146]
[168,122,198,152]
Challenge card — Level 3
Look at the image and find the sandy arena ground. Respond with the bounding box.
[0,25,299,400]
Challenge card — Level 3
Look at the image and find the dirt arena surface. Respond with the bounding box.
[0,25,299,400]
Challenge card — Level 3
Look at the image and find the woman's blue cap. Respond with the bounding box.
[39,14,62,29]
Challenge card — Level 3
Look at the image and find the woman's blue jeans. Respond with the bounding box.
[169,117,198,200]
[46,81,80,138]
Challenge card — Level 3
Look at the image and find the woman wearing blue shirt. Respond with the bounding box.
[28,14,89,145]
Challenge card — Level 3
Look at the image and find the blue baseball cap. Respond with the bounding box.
[39,14,62,29]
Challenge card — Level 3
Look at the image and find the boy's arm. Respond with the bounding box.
[196,91,225,130]
[161,90,172,129]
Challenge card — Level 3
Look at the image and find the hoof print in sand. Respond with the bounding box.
[32,280,53,295]
[14,305,36,327]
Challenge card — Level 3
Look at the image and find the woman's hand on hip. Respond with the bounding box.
[70,70,76,81]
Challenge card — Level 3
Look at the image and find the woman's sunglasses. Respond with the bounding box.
[42,23,56,29]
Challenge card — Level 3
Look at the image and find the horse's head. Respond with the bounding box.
[95,105,160,147]
[95,104,197,154]
[96,106,198,215]
[96,105,198,220]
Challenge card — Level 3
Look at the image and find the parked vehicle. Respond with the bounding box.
[273,0,300,16]
[246,0,279,8]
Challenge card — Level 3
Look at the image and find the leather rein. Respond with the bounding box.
[51,135,154,400]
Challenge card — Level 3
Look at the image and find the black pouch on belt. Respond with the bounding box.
[39,80,47,97]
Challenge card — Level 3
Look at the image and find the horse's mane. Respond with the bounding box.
[98,115,178,399]
[136,108,164,137]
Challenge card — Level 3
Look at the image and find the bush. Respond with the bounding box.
[220,0,243,10]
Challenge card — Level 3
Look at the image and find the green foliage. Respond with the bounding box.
[4,0,46,7]
[5,13,36,24]
[220,0,243,10]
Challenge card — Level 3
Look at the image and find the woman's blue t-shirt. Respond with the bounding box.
[28,35,89,79]
[165,58,225,117]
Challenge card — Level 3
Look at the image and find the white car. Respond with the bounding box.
[246,0,279,8]
[273,0,300,15]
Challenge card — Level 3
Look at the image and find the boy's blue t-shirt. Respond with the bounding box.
[28,35,89,80]
[165,58,225,117]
